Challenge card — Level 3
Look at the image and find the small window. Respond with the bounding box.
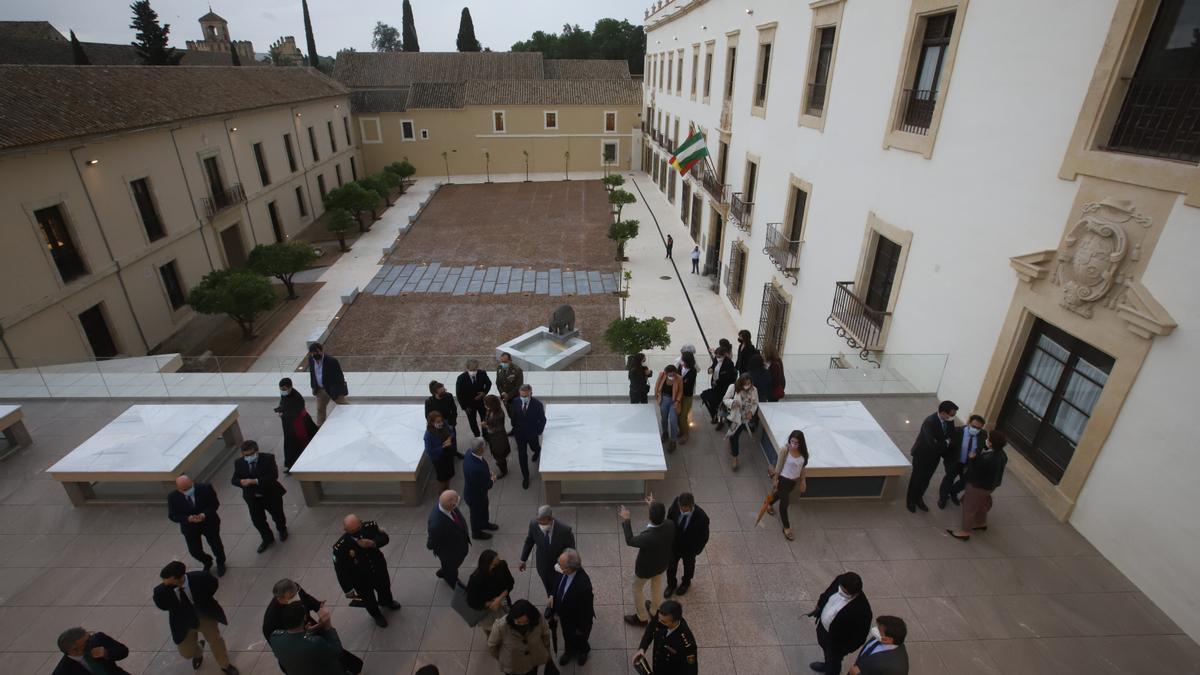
[342,116,352,147]
[295,186,308,217]
[667,52,673,92]
[899,11,956,135]
[676,50,684,95]
[335,164,343,187]
[361,118,383,144]
[35,204,87,283]
[307,126,320,161]
[267,201,284,242]
[160,260,187,310]
[691,47,699,97]
[703,43,715,99]
[754,43,772,108]
[252,142,271,187]
[493,111,506,133]
[806,27,837,116]
[283,133,297,172]
[544,111,558,130]
[130,178,165,242]
[327,120,337,153]
[865,234,902,316]
[317,174,327,201]
[401,120,415,141]
[604,111,617,132]
[724,45,738,100]
[420,129,429,139]
[350,156,358,181]
[602,140,618,165]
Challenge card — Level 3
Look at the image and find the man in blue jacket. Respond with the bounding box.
[510,384,546,490]
[307,342,348,426]
[462,438,499,539]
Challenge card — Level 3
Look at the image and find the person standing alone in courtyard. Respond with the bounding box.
[307,342,348,426]
[462,438,499,540]
[275,377,318,472]
[231,440,287,554]
[427,489,472,589]
[767,430,809,541]
[691,245,701,273]
[666,234,674,258]
[664,492,709,598]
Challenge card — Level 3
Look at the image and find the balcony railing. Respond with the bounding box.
[729,192,753,231]
[697,165,729,205]
[827,281,890,366]
[764,222,802,284]
[202,183,245,219]
[805,82,827,116]
[898,88,937,135]
[1105,78,1200,163]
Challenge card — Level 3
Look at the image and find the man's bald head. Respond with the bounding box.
[175,475,193,492]
[343,514,362,533]
[439,490,460,510]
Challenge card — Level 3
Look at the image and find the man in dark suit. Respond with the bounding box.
[53,627,131,675]
[620,499,676,626]
[850,615,909,675]
[307,342,348,426]
[701,347,737,426]
[231,440,288,553]
[426,489,471,589]
[519,504,576,597]
[635,600,698,674]
[167,475,226,576]
[462,438,499,539]
[938,414,987,509]
[332,514,401,628]
[548,548,594,667]
[806,571,872,674]
[263,578,363,674]
[153,560,238,674]
[455,358,492,437]
[905,400,957,512]
[510,383,546,490]
[664,492,710,598]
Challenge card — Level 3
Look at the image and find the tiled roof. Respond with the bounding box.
[0,21,65,41]
[460,79,642,107]
[350,88,410,114]
[333,52,544,88]
[406,82,465,109]
[0,65,349,152]
[0,37,237,66]
[543,59,630,80]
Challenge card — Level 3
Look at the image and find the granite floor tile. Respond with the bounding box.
[720,602,778,646]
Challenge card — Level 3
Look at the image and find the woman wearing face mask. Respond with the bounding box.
[948,430,1009,541]
[654,365,683,452]
[425,411,457,493]
[481,395,512,478]
[487,599,552,675]
[722,374,760,470]
[762,345,786,402]
[274,378,318,473]
[466,549,515,634]
[766,430,809,541]
[627,353,653,404]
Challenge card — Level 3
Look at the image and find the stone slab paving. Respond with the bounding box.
[364,263,619,298]
[0,395,1196,675]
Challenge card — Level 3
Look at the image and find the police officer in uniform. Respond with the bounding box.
[332,514,401,627]
[634,600,698,674]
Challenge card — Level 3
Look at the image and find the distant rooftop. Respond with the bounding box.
[0,36,236,67]
[0,20,65,42]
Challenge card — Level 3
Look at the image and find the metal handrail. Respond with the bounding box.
[898,88,936,135]
[764,222,802,282]
[202,183,246,219]
[828,281,890,351]
[730,192,753,231]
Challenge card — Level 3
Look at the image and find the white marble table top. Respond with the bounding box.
[47,404,238,479]
[539,404,667,478]
[289,405,428,479]
[0,404,21,425]
[758,401,909,473]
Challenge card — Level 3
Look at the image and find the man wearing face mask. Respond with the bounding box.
[633,600,697,674]
[664,492,710,598]
[547,548,594,667]
[938,414,987,509]
[510,384,546,490]
[167,475,227,576]
[231,440,287,554]
[806,571,872,673]
[306,342,349,426]
[455,358,492,438]
[519,505,576,597]
[849,615,908,675]
[262,579,363,674]
[275,378,318,472]
[424,381,462,459]
[495,352,524,427]
[905,400,958,513]
[332,514,401,628]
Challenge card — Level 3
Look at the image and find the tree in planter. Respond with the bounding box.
[608,219,639,261]
[187,268,277,340]
[358,174,392,207]
[384,160,416,193]
[603,316,671,357]
[325,208,355,252]
[602,173,625,193]
[247,241,319,300]
[323,183,377,232]
[609,188,636,221]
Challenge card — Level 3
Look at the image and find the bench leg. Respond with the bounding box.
[397,481,420,505]
[4,421,32,449]
[544,480,562,506]
[222,420,244,449]
[61,481,94,507]
[300,481,322,507]
[879,475,899,501]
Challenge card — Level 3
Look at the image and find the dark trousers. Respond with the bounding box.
[906,452,942,506]
[467,495,490,536]
[728,423,748,456]
[246,495,286,542]
[437,553,466,588]
[666,551,696,587]
[939,460,967,501]
[464,406,482,437]
[183,525,225,566]
[516,436,541,481]
[352,578,396,619]
[817,624,844,675]
[691,258,700,273]
[700,388,722,422]
[561,617,592,656]
[536,567,556,597]
[769,476,798,528]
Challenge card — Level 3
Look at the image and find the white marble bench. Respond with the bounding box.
[289,404,430,505]
[539,404,667,504]
[46,404,243,505]
[757,401,909,499]
[0,404,32,460]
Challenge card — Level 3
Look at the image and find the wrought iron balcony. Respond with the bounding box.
[1105,78,1200,163]
[202,183,245,219]
[697,165,728,205]
[764,222,802,284]
[898,88,936,135]
[729,192,753,231]
[826,281,889,366]
[805,82,827,116]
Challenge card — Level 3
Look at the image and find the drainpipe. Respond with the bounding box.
[222,117,258,246]
[170,126,217,272]
[69,147,151,353]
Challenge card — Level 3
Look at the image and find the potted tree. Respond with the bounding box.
[602,173,625,193]
[187,268,277,340]
[609,188,636,221]
[247,241,319,299]
[325,208,355,252]
[323,183,377,231]
[608,219,640,262]
[602,316,671,359]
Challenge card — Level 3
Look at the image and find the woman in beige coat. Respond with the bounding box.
[487,599,552,675]
[722,374,760,470]
[654,364,684,452]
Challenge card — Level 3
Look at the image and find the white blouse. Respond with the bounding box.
[780,452,807,480]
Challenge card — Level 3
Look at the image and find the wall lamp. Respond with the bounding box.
[85,159,99,166]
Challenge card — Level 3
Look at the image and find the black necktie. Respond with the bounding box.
[544,530,551,548]
[187,494,195,509]
[680,514,690,531]
[556,574,568,604]
[178,587,195,616]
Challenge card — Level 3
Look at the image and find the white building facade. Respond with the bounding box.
[643,0,1200,640]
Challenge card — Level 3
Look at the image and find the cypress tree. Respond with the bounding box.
[229,39,242,66]
[129,0,182,65]
[456,8,481,52]
[302,0,319,67]
[69,30,91,65]
[401,0,420,52]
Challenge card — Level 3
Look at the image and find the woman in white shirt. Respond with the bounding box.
[767,430,808,540]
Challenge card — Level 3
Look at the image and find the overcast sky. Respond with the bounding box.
[2,0,650,55]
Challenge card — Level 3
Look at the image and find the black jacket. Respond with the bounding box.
[639,616,698,674]
[946,427,988,468]
[965,447,1008,491]
[167,483,221,535]
[666,499,710,557]
[520,518,576,582]
[230,452,287,502]
[855,642,909,675]
[332,521,392,593]
[735,342,760,374]
[708,358,737,394]
[424,393,459,428]
[307,354,348,399]
[910,412,952,461]
[455,370,492,411]
[263,586,321,643]
[466,561,515,611]
[153,571,227,645]
[462,452,493,505]
[51,632,130,675]
[551,567,594,630]
[622,519,676,578]
[426,505,471,562]
[808,576,872,659]
[680,366,698,397]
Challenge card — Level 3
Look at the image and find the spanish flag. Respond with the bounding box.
[670,131,709,175]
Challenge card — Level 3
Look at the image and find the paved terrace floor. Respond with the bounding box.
[0,395,1196,674]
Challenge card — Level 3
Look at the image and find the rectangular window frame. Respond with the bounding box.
[350,156,358,181]
[544,110,559,130]
[850,212,914,349]
[335,164,343,187]
[492,110,506,133]
[752,24,777,117]
[267,200,284,242]
[307,126,320,162]
[32,202,89,285]
[252,142,271,187]
[283,133,298,172]
[327,120,337,153]
[691,44,700,99]
[159,259,187,311]
[724,32,740,102]
[604,111,618,133]
[316,174,327,202]
[703,41,716,102]
[602,139,619,166]
[342,116,352,147]
[295,185,308,218]
[800,0,847,131]
[676,49,685,96]
[129,177,166,243]
[400,119,415,141]
[360,118,383,144]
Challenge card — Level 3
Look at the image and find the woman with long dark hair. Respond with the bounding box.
[767,430,809,540]
[762,345,786,402]
[628,353,652,404]
[424,410,457,492]
[466,549,515,632]
[948,429,1009,541]
[274,377,318,472]
[481,394,511,478]
[486,599,552,675]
